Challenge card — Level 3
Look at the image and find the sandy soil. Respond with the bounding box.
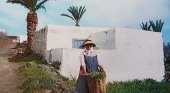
[0,44,21,93]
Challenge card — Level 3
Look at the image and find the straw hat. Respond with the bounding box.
[81,36,96,47]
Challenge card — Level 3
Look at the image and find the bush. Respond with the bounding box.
[9,53,48,64]
[56,74,76,92]
[17,62,57,93]
[164,43,170,82]
[107,79,170,93]
[87,71,106,80]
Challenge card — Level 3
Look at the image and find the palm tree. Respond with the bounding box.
[61,6,87,26]
[140,22,151,31]
[7,0,50,54]
[149,20,164,32]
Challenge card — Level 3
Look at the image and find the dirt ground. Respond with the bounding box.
[0,44,21,93]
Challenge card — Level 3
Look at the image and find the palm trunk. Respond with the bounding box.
[26,11,38,54]
[75,20,79,27]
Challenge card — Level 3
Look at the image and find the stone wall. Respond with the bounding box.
[33,27,47,57]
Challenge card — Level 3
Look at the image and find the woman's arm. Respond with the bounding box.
[79,52,88,75]
[81,65,88,75]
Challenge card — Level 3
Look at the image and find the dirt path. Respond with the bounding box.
[0,45,21,93]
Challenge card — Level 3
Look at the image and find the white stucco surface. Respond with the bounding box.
[18,35,27,43]
[59,47,164,82]
[46,25,110,50]
[34,25,110,57]
[45,48,63,63]
[34,25,164,82]
[91,29,116,49]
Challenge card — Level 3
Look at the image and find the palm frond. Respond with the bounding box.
[61,5,87,26]
[68,6,78,20]
[78,6,83,16]
[7,0,49,11]
[7,0,29,9]
[79,6,86,19]
[61,14,75,21]
[35,0,49,11]
[149,20,156,31]
[148,24,152,31]
[149,20,164,32]
[39,5,46,11]
[158,20,164,31]
[140,22,151,31]
[32,0,38,10]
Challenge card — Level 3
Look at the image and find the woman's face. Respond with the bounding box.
[84,44,93,50]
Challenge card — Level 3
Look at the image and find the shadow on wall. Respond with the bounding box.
[91,29,116,50]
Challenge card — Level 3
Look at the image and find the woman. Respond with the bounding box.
[75,37,104,93]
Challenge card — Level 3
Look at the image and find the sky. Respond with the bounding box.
[0,0,170,43]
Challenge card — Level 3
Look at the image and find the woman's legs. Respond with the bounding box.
[75,75,89,93]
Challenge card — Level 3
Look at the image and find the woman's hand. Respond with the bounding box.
[81,65,88,76]
[98,65,105,72]
[84,72,88,76]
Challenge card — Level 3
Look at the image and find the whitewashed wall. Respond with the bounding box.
[45,48,63,63]
[91,29,116,50]
[18,35,27,43]
[34,24,110,61]
[57,28,164,82]
[34,25,164,82]
[46,25,110,50]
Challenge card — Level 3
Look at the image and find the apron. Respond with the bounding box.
[75,55,98,93]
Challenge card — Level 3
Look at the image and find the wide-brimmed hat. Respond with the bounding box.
[81,36,96,48]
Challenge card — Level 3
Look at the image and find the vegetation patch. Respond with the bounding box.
[107,79,170,93]
[8,53,47,64]
[87,71,106,80]
[17,62,57,93]
[86,71,106,93]
[51,75,76,93]
[164,43,170,82]
[16,57,76,93]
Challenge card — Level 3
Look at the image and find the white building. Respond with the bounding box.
[33,25,164,82]
[18,35,27,43]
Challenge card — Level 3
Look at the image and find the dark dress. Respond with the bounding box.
[75,55,98,93]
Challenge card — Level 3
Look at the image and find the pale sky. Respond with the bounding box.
[0,0,170,43]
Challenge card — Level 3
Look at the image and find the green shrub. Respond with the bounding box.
[57,75,69,81]
[17,62,57,93]
[9,53,48,64]
[57,74,76,90]
[165,64,170,71]
[50,61,61,72]
[107,79,170,93]
[87,71,106,80]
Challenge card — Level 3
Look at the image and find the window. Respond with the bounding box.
[72,39,85,49]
